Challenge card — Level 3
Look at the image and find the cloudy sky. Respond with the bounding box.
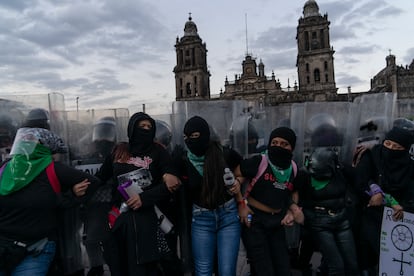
[0,0,413,114]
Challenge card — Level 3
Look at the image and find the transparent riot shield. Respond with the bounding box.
[171,100,248,149]
[0,92,69,163]
[290,101,359,168]
[65,108,129,273]
[66,108,129,168]
[353,93,396,155]
[396,98,414,120]
[0,99,26,162]
[228,104,292,158]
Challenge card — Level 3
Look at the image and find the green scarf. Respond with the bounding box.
[187,151,205,176]
[0,143,52,195]
[311,177,330,191]
[266,151,292,183]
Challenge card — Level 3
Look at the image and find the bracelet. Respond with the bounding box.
[237,198,248,206]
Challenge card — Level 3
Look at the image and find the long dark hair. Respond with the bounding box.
[200,141,227,209]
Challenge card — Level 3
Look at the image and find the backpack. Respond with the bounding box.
[243,154,298,199]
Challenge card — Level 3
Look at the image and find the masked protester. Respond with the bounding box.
[234,126,304,276]
[0,128,100,275]
[355,126,414,275]
[296,145,359,276]
[170,116,242,276]
[95,112,180,276]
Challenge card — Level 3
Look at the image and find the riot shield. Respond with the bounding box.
[0,92,69,164]
[228,104,291,158]
[66,108,129,168]
[171,100,248,148]
[290,101,359,168]
[353,93,397,158]
[65,108,129,273]
[0,99,26,162]
[396,98,414,120]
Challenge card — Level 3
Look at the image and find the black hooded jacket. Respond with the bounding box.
[96,112,175,273]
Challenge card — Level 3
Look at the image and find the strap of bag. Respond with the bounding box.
[46,162,61,194]
[243,154,268,199]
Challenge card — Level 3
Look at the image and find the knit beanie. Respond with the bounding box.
[385,126,414,150]
[268,127,296,149]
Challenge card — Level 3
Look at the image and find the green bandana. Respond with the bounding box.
[187,151,205,176]
[311,177,330,191]
[265,151,292,183]
[0,143,52,195]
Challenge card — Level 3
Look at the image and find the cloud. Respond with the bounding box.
[251,26,296,51]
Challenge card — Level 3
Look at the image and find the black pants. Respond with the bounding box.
[241,211,290,276]
[306,209,360,276]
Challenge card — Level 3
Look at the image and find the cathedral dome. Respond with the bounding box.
[303,0,320,18]
[184,15,198,36]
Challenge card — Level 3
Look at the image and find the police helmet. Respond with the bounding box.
[306,147,339,180]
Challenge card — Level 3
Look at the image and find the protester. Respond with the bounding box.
[171,115,242,276]
[0,127,101,275]
[355,126,414,275]
[234,126,304,276]
[95,112,180,276]
[297,146,359,276]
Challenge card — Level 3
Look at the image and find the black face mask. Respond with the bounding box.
[130,128,154,155]
[381,146,410,163]
[185,137,209,157]
[268,146,292,169]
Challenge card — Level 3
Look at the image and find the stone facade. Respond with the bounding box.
[370,54,414,99]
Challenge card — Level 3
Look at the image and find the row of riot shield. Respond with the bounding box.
[0,92,67,163]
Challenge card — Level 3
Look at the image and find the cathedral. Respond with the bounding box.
[173,0,414,105]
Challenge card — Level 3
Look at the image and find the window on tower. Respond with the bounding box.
[306,63,310,72]
[324,61,328,71]
[186,83,192,95]
[314,69,320,83]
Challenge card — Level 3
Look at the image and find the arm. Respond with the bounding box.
[54,162,102,203]
[233,164,254,227]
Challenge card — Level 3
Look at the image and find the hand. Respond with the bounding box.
[238,204,254,227]
[163,173,181,192]
[368,193,383,207]
[72,179,90,196]
[392,204,404,221]
[290,204,304,225]
[127,194,142,210]
[223,168,235,186]
[281,210,295,226]
[228,180,241,195]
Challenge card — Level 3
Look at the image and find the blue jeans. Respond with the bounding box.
[306,209,359,276]
[191,199,241,276]
[0,241,56,276]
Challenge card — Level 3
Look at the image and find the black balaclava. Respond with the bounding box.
[384,127,413,151]
[268,127,296,169]
[380,127,413,191]
[184,116,210,157]
[127,112,156,155]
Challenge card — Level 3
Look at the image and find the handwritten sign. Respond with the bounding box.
[380,207,414,276]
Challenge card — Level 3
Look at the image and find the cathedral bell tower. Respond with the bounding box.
[173,14,210,100]
[296,0,337,94]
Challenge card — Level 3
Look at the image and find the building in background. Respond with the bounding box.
[173,0,413,106]
[173,15,211,101]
